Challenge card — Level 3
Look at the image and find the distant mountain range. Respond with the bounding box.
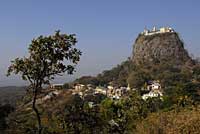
[0,86,26,106]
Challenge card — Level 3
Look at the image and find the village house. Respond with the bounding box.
[40,90,61,102]
[108,85,114,90]
[74,84,85,91]
[147,80,161,91]
[50,84,64,89]
[71,84,86,98]
[94,86,107,95]
[86,84,95,90]
[112,87,127,99]
[107,85,129,99]
[142,80,163,100]
[142,90,163,100]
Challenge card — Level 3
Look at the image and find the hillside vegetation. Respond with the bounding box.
[2,32,200,134]
[136,106,200,134]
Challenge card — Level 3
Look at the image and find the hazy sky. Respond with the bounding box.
[0,0,200,86]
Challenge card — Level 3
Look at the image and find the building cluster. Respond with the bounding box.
[37,89,61,104]
[50,80,163,101]
[142,80,163,100]
[141,26,174,36]
[50,84,64,89]
[72,83,131,99]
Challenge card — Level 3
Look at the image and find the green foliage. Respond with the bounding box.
[72,58,133,88]
[193,65,200,81]
[127,68,151,89]
[63,83,70,89]
[74,76,100,86]
[0,104,14,133]
[42,94,106,134]
[7,31,82,134]
[96,59,133,87]
[99,91,148,133]
[145,97,164,112]
[7,31,81,84]
[135,106,200,134]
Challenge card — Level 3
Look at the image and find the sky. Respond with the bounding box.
[0,0,200,86]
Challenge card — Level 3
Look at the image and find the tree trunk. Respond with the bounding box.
[32,87,42,134]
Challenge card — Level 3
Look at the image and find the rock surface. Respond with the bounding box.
[132,32,192,66]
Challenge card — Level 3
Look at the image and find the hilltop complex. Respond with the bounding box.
[141,26,175,36]
[133,26,191,66]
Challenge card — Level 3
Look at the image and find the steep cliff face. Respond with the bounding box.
[132,32,192,66]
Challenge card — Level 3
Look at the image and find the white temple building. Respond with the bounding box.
[142,26,174,36]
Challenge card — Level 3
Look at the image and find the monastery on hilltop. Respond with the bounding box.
[141,26,175,36]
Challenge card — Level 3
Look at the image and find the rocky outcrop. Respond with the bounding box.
[132,32,192,66]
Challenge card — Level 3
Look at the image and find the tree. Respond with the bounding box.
[99,91,148,133]
[7,31,81,134]
[127,69,151,89]
[63,83,70,89]
[0,104,14,133]
[74,76,100,86]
